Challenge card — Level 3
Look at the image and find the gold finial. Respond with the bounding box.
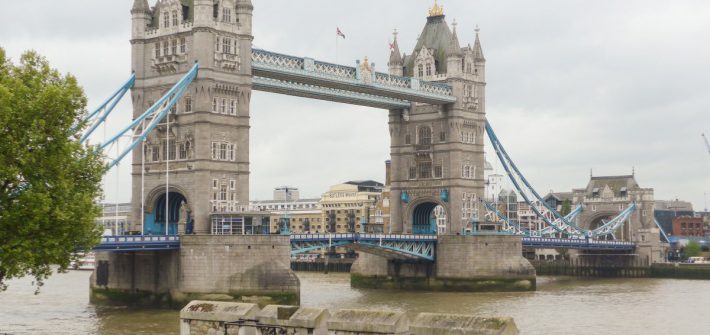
[428,0,444,17]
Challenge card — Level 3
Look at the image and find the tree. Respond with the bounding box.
[682,240,702,259]
[0,48,105,291]
[560,199,572,216]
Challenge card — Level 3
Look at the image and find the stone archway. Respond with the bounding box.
[409,199,447,235]
[587,211,621,240]
[143,185,190,235]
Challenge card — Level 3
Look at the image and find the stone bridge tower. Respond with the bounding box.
[388,4,486,235]
[129,0,253,234]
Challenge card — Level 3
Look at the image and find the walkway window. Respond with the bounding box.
[418,126,432,145]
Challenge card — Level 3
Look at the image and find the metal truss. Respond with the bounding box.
[77,73,135,143]
[99,64,198,168]
[522,237,635,251]
[290,233,437,261]
[253,76,411,110]
[251,48,457,106]
[590,203,636,238]
[485,119,587,236]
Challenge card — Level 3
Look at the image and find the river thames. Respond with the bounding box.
[1,270,709,334]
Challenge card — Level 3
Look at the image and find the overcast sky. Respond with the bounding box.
[1,0,709,210]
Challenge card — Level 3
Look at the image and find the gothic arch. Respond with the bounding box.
[144,184,192,213]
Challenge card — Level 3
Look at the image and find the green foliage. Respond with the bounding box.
[683,240,702,259]
[0,48,105,292]
[560,199,572,216]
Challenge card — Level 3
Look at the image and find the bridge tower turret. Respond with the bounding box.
[129,0,252,235]
[388,30,404,76]
[388,6,487,235]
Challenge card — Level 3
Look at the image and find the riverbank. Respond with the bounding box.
[532,260,710,279]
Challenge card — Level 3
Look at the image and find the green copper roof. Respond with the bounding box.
[404,15,455,77]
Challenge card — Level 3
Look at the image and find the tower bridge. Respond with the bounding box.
[85,0,664,306]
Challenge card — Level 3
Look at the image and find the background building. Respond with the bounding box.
[96,203,132,235]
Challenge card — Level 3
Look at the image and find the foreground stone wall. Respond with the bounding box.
[351,235,535,292]
[180,301,519,335]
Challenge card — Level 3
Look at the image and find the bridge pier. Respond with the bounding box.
[90,235,300,307]
[351,235,535,292]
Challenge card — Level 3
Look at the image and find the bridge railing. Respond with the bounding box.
[100,235,180,243]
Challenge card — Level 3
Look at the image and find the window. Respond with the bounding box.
[418,126,432,145]
[163,12,170,28]
[405,134,411,145]
[220,185,227,200]
[211,142,218,159]
[229,100,237,115]
[463,165,471,178]
[223,37,232,54]
[222,7,232,22]
[439,131,446,142]
[212,97,218,113]
[168,141,176,160]
[230,180,236,190]
[219,143,227,160]
[180,38,186,53]
[215,37,220,52]
[220,98,226,114]
[172,10,178,26]
[178,143,187,160]
[417,64,423,77]
[152,145,160,161]
[184,96,192,113]
[418,162,432,179]
[461,58,465,71]
[171,39,177,55]
[434,165,442,178]
[155,42,160,58]
[425,63,432,76]
[163,41,169,56]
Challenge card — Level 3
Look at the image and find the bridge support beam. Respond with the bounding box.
[90,235,300,307]
[351,235,536,292]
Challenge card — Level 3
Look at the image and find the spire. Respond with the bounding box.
[446,19,463,57]
[473,25,485,61]
[131,0,149,13]
[389,29,403,65]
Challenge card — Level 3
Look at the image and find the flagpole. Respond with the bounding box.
[336,31,339,64]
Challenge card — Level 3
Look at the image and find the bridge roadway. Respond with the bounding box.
[94,234,636,260]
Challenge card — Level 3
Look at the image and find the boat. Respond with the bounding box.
[70,252,96,270]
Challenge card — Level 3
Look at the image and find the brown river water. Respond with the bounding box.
[1,270,710,334]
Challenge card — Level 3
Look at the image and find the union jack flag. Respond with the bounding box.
[336,27,346,39]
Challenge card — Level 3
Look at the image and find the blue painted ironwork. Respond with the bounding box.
[290,233,437,260]
[522,237,635,251]
[590,202,636,238]
[79,73,136,143]
[482,200,528,235]
[101,64,198,168]
[93,235,180,252]
[93,233,637,254]
[440,189,449,203]
[654,218,671,243]
[401,191,409,203]
[251,49,457,106]
[485,120,587,236]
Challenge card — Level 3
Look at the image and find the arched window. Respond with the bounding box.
[418,126,432,145]
[417,64,424,77]
[463,165,471,178]
[425,63,432,76]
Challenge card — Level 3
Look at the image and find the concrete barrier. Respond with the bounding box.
[179,302,519,335]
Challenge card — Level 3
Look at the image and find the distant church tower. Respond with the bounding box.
[387,2,487,234]
[129,0,253,234]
